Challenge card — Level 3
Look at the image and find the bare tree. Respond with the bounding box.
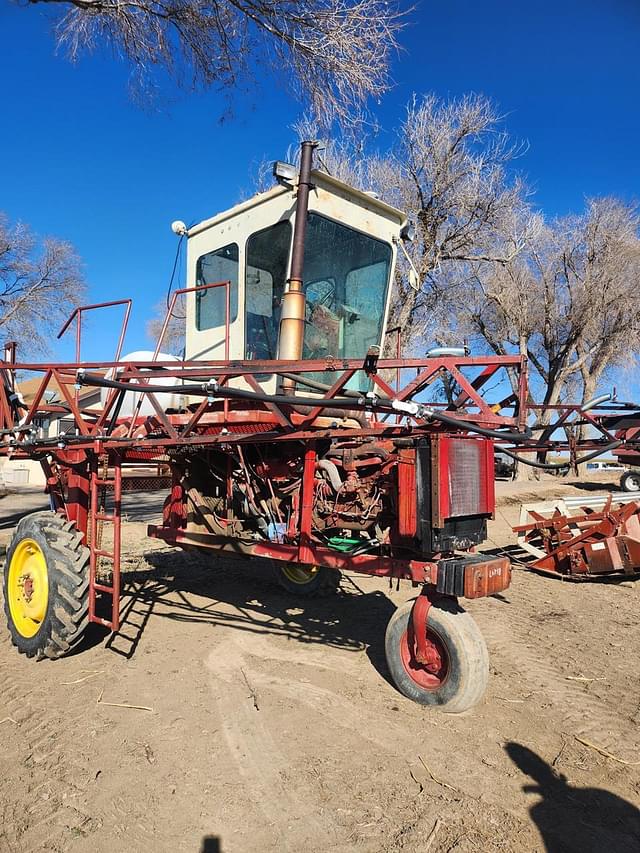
[455,197,640,474]
[365,94,533,346]
[0,214,85,353]
[455,199,640,399]
[560,198,640,405]
[289,114,373,185]
[500,199,640,417]
[27,0,405,126]
[147,294,186,355]
[456,253,540,393]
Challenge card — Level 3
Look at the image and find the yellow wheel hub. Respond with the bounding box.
[7,538,49,638]
[281,564,320,585]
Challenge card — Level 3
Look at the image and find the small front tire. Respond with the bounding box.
[385,598,489,713]
[3,511,90,659]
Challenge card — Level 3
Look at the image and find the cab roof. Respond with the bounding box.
[187,169,407,238]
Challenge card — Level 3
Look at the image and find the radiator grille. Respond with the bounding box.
[447,438,491,518]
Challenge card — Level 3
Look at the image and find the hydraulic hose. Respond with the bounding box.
[0,424,37,437]
[82,372,381,413]
[76,371,531,444]
[500,440,623,470]
[10,369,627,468]
[422,408,532,443]
[279,372,365,399]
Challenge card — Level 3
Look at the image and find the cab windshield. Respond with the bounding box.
[302,214,392,360]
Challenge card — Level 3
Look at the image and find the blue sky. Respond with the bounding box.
[1,0,639,364]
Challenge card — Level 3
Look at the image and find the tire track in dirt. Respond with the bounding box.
[476,581,640,762]
[0,630,158,853]
[207,636,343,852]
[0,659,98,851]
[203,629,483,853]
[0,653,77,853]
[208,630,420,751]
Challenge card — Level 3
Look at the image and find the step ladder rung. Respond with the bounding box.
[89,458,123,633]
[92,615,114,629]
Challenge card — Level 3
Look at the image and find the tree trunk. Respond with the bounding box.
[575,371,603,477]
[514,336,536,481]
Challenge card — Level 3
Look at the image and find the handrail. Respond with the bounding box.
[154,280,231,362]
[57,299,132,363]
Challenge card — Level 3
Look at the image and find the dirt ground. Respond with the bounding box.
[0,475,639,853]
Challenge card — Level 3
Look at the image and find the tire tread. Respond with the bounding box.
[2,511,90,660]
[385,597,489,714]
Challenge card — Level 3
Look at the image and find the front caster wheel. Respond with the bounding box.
[385,598,489,713]
[3,511,90,659]
[275,564,341,597]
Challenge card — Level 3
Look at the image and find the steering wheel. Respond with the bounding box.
[306,279,335,308]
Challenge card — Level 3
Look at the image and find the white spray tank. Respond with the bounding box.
[101,351,185,418]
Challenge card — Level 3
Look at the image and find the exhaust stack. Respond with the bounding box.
[278,141,317,387]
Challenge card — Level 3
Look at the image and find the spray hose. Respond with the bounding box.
[498,441,623,471]
[21,369,613,469]
[74,370,531,443]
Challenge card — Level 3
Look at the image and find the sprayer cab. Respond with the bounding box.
[183,158,407,372]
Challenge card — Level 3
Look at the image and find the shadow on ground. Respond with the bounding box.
[0,490,48,530]
[105,549,397,685]
[506,742,640,852]
[0,491,398,677]
[570,479,624,493]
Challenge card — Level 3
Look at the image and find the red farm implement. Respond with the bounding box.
[496,398,640,579]
[4,141,640,709]
[0,140,554,713]
[0,344,524,710]
[515,493,640,579]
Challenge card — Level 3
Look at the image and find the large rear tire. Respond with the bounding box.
[385,598,489,713]
[275,563,341,597]
[3,511,89,659]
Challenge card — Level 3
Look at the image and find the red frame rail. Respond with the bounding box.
[0,353,527,453]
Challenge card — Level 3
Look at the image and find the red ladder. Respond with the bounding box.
[88,454,122,631]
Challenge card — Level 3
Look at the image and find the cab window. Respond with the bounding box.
[245,221,291,360]
[195,243,239,331]
[302,214,391,360]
